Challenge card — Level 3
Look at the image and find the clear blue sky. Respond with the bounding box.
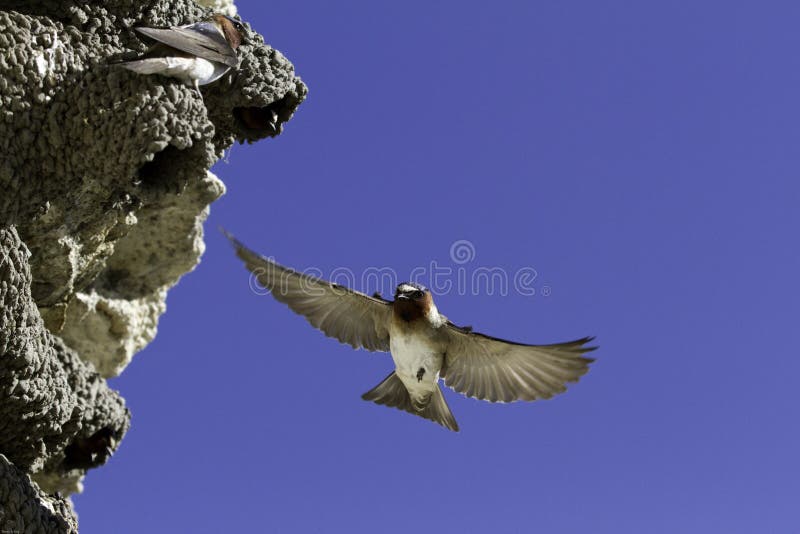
[76,1,800,532]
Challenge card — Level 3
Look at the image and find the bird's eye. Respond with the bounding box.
[224,15,246,33]
[413,291,424,299]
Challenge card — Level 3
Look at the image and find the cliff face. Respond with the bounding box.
[0,0,306,530]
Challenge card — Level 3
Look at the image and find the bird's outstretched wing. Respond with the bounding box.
[136,21,238,67]
[224,231,392,352]
[440,323,596,402]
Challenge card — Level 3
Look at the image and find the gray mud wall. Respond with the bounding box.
[0,0,306,530]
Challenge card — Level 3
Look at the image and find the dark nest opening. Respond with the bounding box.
[62,427,116,471]
[137,145,187,189]
[233,96,293,140]
[136,142,210,195]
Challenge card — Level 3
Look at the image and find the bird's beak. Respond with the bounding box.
[397,294,410,301]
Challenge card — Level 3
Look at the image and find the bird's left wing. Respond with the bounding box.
[136,21,238,67]
[440,323,596,402]
[225,232,392,352]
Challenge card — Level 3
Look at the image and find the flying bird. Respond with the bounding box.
[225,232,596,432]
[117,14,246,99]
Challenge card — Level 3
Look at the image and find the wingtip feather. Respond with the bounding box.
[219,226,241,247]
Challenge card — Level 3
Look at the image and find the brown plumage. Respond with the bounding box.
[393,297,427,323]
[213,14,245,50]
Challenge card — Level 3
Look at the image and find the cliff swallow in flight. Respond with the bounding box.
[117,14,246,99]
[225,233,596,432]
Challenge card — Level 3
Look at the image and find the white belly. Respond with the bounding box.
[162,57,228,86]
[389,328,443,395]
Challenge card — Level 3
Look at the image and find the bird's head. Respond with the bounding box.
[212,14,246,50]
[395,282,429,302]
[393,282,438,323]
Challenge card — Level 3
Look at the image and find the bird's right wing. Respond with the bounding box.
[136,21,238,67]
[440,323,596,403]
[225,231,392,352]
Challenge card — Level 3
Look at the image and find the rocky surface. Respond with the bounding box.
[0,455,78,533]
[0,0,306,530]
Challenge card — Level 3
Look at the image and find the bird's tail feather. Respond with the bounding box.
[424,385,459,432]
[362,372,459,432]
[116,58,175,75]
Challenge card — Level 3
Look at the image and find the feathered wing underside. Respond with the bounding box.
[441,324,596,403]
[136,22,238,67]
[224,231,392,352]
[362,372,459,432]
